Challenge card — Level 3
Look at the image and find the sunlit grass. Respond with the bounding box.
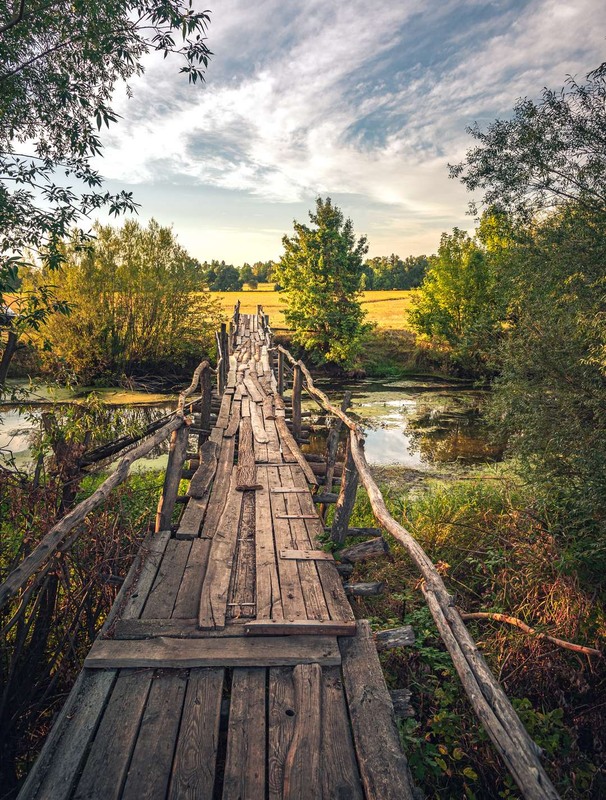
[210,288,415,329]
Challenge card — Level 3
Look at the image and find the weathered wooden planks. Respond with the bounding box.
[73,672,152,800]
[168,668,224,800]
[339,621,416,800]
[85,636,341,668]
[245,619,356,636]
[121,671,187,800]
[199,472,244,629]
[222,669,266,800]
[236,417,262,491]
[282,663,322,800]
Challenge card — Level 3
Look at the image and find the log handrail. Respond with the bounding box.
[0,358,217,612]
[272,341,561,800]
[0,414,185,611]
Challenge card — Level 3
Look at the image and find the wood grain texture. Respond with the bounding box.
[85,635,342,668]
[236,417,262,491]
[121,671,187,800]
[200,436,236,538]
[172,538,212,619]
[222,669,266,800]
[168,668,224,800]
[143,539,191,619]
[320,666,364,799]
[255,467,284,621]
[339,621,416,800]
[17,670,116,800]
[282,663,322,800]
[73,671,152,800]
[199,472,244,629]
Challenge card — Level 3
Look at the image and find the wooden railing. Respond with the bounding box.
[254,305,560,800]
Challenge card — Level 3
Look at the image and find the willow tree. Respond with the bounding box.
[275,197,370,365]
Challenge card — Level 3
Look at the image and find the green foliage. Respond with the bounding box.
[408,227,503,374]
[451,63,606,220]
[202,260,243,291]
[275,197,370,365]
[364,254,428,290]
[0,0,211,269]
[24,219,221,382]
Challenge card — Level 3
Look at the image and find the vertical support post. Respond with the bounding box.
[199,365,212,450]
[220,322,228,392]
[331,432,359,544]
[321,390,352,519]
[292,363,302,441]
[277,350,284,395]
[155,422,189,532]
[216,331,225,395]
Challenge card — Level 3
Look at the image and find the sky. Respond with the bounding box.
[98,0,605,265]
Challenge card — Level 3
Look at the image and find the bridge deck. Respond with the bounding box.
[19,315,415,800]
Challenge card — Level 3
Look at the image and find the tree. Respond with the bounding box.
[240,263,257,288]
[0,0,212,386]
[202,260,243,291]
[275,197,370,365]
[25,220,221,382]
[408,227,502,373]
[451,63,606,219]
[452,61,606,582]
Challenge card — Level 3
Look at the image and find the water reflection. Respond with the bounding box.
[304,378,502,469]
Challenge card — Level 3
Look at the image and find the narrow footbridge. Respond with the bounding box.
[3,308,559,800]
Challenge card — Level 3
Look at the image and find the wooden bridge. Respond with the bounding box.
[3,307,561,800]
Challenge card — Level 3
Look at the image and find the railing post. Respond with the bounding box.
[277,349,284,395]
[155,422,189,532]
[331,434,359,544]
[292,363,302,441]
[320,390,352,519]
[220,323,228,393]
[199,365,212,450]
[216,331,225,395]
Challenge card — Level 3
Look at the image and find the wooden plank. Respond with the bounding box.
[200,436,236,538]
[243,375,263,403]
[199,472,244,629]
[264,416,283,462]
[172,538,212,618]
[282,663,322,800]
[168,668,224,800]
[275,414,318,485]
[321,666,364,799]
[222,669,266,800]
[245,619,356,636]
[223,398,241,438]
[255,467,283,621]
[269,667,296,800]
[120,530,172,620]
[279,549,334,561]
[240,395,251,418]
[121,671,187,800]
[113,618,247,639]
[215,392,232,429]
[250,399,269,443]
[187,439,218,498]
[85,636,341,668]
[17,670,116,800]
[339,621,416,800]
[270,488,309,493]
[73,672,153,800]
[236,417,262,491]
[275,514,320,520]
[281,468,331,623]
[142,539,191,619]
[176,496,208,539]
[267,467,308,622]
[227,490,256,618]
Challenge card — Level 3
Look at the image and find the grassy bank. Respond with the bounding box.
[328,472,606,798]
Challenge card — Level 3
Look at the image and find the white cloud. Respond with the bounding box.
[95,0,606,261]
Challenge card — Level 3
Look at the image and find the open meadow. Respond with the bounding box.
[211,286,415,329]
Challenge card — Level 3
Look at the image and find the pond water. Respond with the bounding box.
[0,377,502,472]
[301,377,502,473]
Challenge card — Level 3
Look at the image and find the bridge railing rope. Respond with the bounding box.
[254,306,560,800]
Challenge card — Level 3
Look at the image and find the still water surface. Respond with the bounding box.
[1,377,502,471]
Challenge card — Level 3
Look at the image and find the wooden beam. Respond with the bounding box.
[244,620,356,636]
[85,635,342,668]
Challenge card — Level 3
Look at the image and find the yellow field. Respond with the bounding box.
[211,289,414,330]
